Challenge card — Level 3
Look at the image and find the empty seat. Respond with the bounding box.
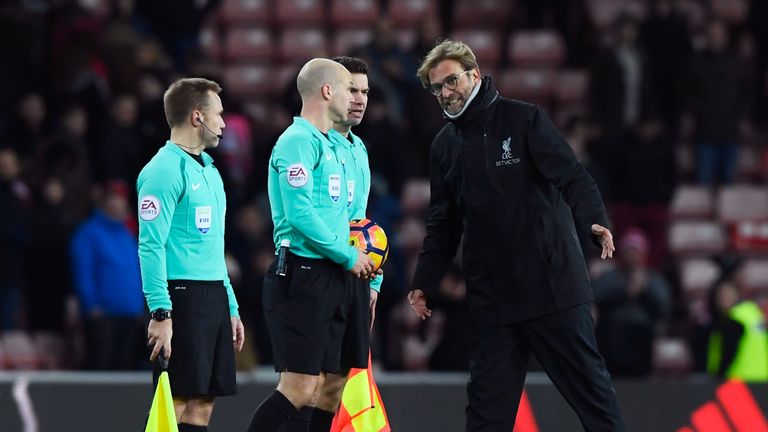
[668,220,727,256]
[219,0,269,24]
[589,257,615,280]
[450,29,502,68]
[330,0,380,26]
[680,258,720,293]
[278,28,328,63]
[1,331,42,369]
[497,69,556,108]
[670,185,715,219]
[741,259,768,293]
[331,27,374,56]
[508,30,566,68]
[388,0,437,26]
[732,221,768,252]
[224,27,272,62]
[717,185,768,223]
[223,64,272,97]
[453,0,511,27]
[275,0,325,26]
[653,337,693,374]
[33,331,65,369]
[199,25,222,61]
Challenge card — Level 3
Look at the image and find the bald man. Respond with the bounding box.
[247,58,376,432]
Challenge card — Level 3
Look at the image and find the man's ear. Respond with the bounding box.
[322,83,332,100]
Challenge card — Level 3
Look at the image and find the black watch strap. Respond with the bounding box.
[151,308,172,321]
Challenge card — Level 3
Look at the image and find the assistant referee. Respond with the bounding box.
[137,78,245,432]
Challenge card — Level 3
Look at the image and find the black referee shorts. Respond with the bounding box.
[263,253,369,375]
[152,280,236,398]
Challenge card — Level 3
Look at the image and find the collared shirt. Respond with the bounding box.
[268,117,358,269]
[137,141,239,316]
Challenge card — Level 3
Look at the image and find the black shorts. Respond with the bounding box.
[263,253,369,375]
[152,280,236,398]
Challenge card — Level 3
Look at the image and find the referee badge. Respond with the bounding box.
[195,206,212,234]
[329,175,341,202]
[139,195,160,221]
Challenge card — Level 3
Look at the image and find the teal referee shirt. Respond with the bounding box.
[267,117,359,269]
[338,130,382,292]
[137,141,239,317]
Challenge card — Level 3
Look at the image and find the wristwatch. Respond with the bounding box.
[150,308,172,321]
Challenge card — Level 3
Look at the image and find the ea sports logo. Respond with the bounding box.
[287,163,308,188]
[139,195,161,221]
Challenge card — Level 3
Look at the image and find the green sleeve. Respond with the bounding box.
[370,272,383,292]
[137,162,183,312]
[274,133,358,269]
[223,273,239,318]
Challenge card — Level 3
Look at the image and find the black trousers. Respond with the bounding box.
[466,303,625,432]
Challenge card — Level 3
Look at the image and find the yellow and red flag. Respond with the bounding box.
[331,353,390,432]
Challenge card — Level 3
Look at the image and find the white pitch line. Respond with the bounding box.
[12,376,38,432]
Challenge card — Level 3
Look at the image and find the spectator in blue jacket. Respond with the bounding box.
[70,179,145,370]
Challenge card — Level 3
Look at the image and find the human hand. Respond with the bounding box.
[407,289,432,320]
[350,249,375,279]
[147,319,173,362]
[231,317,245,352]
[591,224,615,259]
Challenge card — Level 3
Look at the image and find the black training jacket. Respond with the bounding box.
[412,76,610,324]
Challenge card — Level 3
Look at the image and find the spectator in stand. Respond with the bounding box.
[100,94,144,185]
[2,92,49,165]
[589,12,657,138]
[0,148,30,330]
[684,18,753,185]
[70,179,144,370]
[593,228,672,376]
[706,273,768,382]
[608,118,677,268]
[640,0,693,136]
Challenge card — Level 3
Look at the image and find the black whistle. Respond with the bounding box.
[276,240,290,277]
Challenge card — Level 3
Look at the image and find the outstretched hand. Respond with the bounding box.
[591,224,615,259]
[407,289,432,320]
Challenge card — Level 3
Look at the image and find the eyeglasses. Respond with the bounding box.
[427,70,471,96]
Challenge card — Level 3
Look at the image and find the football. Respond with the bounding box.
[349,219,389,270]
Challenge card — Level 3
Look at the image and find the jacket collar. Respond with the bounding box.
[446,75,500,130]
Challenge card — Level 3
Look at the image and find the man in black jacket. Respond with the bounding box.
[408,40,625,431]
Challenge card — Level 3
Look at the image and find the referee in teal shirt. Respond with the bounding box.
[247,59,375,432]
[137,78,244,432]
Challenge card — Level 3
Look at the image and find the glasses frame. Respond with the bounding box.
[427,70,472,96]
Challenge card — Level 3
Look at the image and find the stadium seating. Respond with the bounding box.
[450,29,503,69]
[277,28,329,64]
[508,30,566,68]
[219,0,269,25]
[388,0,438,26]
[710,0,748,24]
[652,337,692,374]
[223,64,273,97]
[554,69,589,106]
[741,259,768,294]
[275,0,325,26]
[716,185,768,224]
[497,69,556,109]
[668,220,728,256]
[585,0,646,31]
[670,185,715,219]
[199,25,222,61]
[1,331,42,369]
[453,0,512,27]
[330,0,380,26]
[331,27,374,56]
[224,27,273,62]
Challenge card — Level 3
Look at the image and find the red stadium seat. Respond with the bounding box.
[508,30,566,68]
[223,64,273,97]
[388,0,437,26]
[219,0,269,25]
[653,337,693,374]
[332,27,374,56]
[330,0,380,26]
[453,0,512,27]
[742,259,768,294]
[275,0,325,26]
[498,69,556,108]
[554,69,588,105]
[1,331,43,369]
[450,29,502,68]
[680,258,720,294]
[224,27,273,62]
[278,28,329,63]
[717,185,768,224]
[668,220,727,256]
[670,185,715,219]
